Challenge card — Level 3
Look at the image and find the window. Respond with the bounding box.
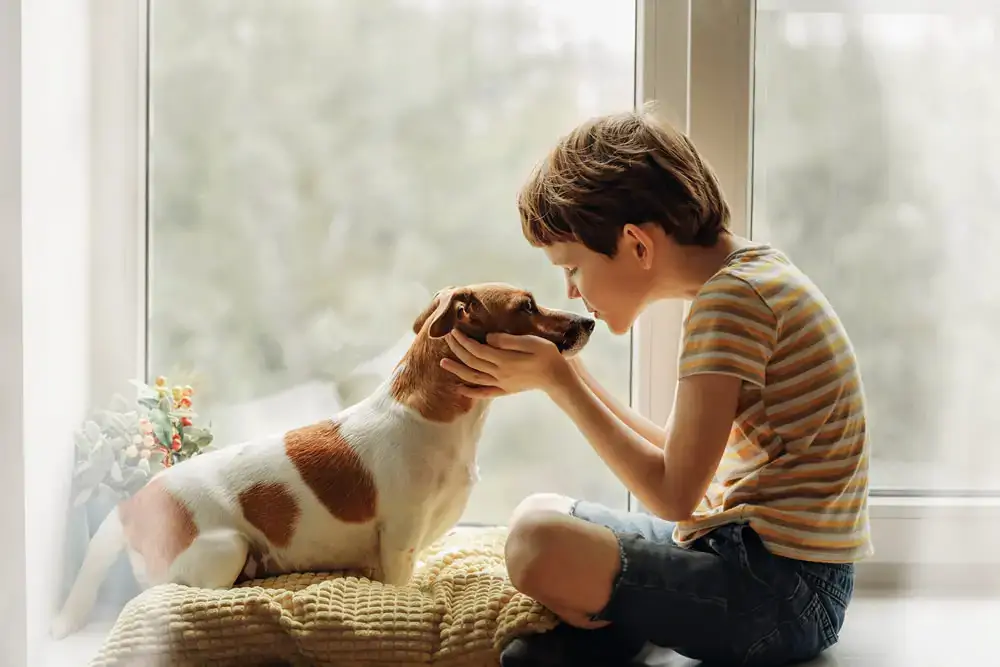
[146,0,636,523]
[752,0,1000,494]
[25,1,1000,663]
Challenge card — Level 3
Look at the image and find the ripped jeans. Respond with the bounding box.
[569,500,855,666]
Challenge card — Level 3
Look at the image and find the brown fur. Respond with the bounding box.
[285,420,378,523]
[391,335,476,422]
[118,478,198,580]
[394,284,586,422]
[238,482,301,548]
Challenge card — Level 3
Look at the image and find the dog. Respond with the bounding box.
[51,282,594,638]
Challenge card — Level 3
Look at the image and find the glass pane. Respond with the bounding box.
[147,0,635,522]
[752,1,1000,492]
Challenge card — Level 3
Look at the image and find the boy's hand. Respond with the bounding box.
[440,329,573,398]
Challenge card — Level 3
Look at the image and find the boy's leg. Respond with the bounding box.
[502,494,853,666]
[505,493,623,629]
[503,493,728,663]
[501,495,649,666]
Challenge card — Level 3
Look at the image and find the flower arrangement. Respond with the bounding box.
[71,376,215,508]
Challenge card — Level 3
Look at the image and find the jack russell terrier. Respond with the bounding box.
[52,283,595,638]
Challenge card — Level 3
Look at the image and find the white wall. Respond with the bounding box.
[21,1,93,663]
[1,0,28,664]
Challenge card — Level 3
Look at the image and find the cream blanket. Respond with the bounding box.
[90,526,557,666]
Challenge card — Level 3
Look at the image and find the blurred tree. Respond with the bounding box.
[753,15,943,468]
[148,0,633,519]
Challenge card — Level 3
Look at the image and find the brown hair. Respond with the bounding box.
[518,107,730,256]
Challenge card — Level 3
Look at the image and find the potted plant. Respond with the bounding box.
[60,376,215,615]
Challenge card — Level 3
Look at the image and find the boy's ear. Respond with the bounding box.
[622,224,655,269]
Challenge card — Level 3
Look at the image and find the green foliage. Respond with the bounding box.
[70,377,214,509]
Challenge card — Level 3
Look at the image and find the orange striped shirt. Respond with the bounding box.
[673,245,873,563]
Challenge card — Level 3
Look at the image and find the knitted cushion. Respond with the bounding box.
[90,526,558,666]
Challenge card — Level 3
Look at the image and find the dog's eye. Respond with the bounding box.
[521,300,538,315]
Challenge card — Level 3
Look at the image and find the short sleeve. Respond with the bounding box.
[679,273,777,387]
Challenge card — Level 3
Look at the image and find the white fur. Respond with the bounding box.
[51,371,490,638]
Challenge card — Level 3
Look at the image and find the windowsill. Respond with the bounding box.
[870,493,1000,516]
[43,620,113,667]
[42,510,996,667]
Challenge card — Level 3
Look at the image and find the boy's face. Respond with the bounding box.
[543,237,653,336]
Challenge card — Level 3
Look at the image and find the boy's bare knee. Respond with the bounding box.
[509,493,576,528]
[504,506,620,621]
[505,511,554,594]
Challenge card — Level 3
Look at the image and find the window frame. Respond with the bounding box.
[88,0,1000,597]
[1,0,26,662]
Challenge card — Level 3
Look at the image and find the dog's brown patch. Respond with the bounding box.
[390,334,475,422]
[285,420,378,523]
[118,478,198,581]
[238,482,300,548]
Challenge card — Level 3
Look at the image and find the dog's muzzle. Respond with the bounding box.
[557,317,595,353]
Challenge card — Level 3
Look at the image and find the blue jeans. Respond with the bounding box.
[569,500,855,666]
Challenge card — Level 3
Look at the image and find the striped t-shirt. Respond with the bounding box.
[673,245,873,563]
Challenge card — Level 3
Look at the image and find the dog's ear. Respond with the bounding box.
[412,288,469,338]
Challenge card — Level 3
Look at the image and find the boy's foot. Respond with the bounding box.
[500,623,647,666]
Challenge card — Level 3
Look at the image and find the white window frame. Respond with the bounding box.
[1,0,27,663]
[89,0,149,403]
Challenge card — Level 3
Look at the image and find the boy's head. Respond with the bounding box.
[518,108,730,334]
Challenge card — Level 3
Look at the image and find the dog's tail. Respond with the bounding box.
[50,506,127,639]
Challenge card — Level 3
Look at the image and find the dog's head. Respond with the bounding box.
[412,283,595,356]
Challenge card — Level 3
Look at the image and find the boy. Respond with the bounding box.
[441,109,870,666]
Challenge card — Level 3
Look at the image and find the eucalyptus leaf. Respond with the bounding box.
[138,396,159,410]
[185,426,209,441]
[137,457,150,474]
[74,456,108,491]
[84,420,102,444]
[93,411,110,430]
[109,461,123,483]
[124,468,148,494]
[95,482,121,505]
[109,394,130,413]
[148,459,166,477]
[90,439,115,479]
[72,487,93,507]
[73,460,93,479]
[73,430,91,454]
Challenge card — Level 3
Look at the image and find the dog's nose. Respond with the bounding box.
[582,318,596,333]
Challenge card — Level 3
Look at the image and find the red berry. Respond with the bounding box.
[181,417,192,427]
[171,440,182,452]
